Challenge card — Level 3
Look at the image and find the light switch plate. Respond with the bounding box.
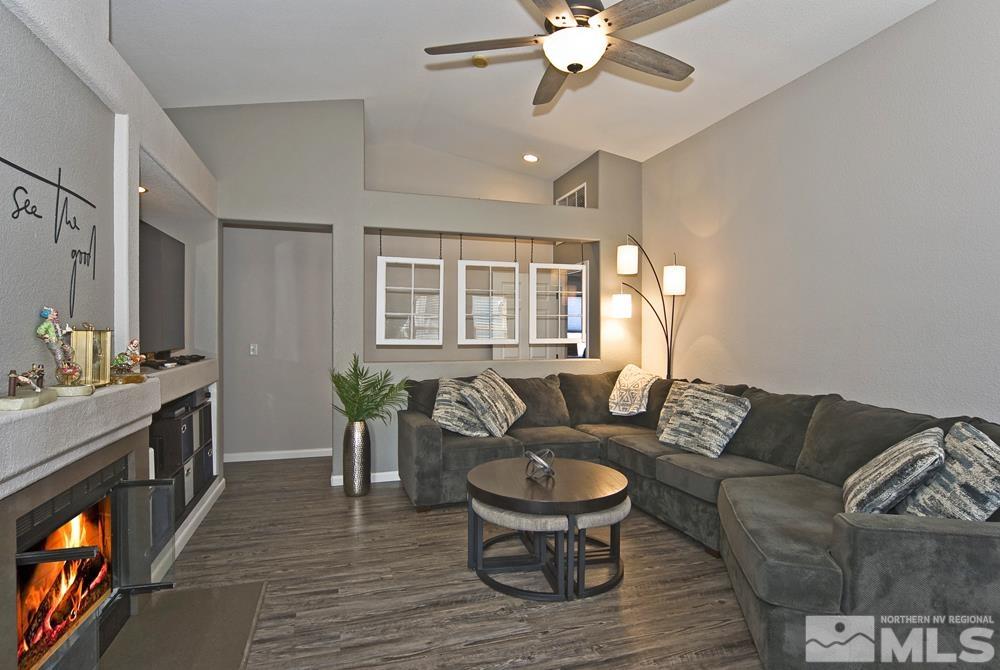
[249,343,259,356]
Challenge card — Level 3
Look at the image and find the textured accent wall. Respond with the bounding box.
[642,0,1000,420]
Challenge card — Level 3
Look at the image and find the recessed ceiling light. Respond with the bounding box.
[522,154,539,164]
[137,186,148,194]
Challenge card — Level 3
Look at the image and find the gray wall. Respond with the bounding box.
[642,0,1000,420]
[553,152,599,208]
[366,141,552,205]
[221,226,333,459]
[169,101,643,474]
[0,3,114,366]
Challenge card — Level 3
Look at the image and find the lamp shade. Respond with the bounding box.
[542,27,608,74]
[617,244,639,275]
[663,265,686,296]
[609,292,632,319]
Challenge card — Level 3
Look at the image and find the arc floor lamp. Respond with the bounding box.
[612,234,686,379]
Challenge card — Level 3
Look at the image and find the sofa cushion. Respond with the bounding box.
[508,426,601,461]
[575,423,654,447]
[506,375,571,430]
[719,474,844,613]
[796,397,938,486]
[656,453,792,504]
[660,386,751,458]
[407,378,440,416]
[431,378,490,437]
[460,369,526,437]
[441,431,523,471]
[622,378,672,429]
[727,388,835,468]
[843,427,945,513]
[896,422,1000,521]
[558,370,623,426]
[607,434,685,479]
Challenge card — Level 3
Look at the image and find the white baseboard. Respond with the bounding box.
[224,448,331,463]
[331,470,400,487]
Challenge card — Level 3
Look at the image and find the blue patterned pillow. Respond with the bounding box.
[659,386,751,458]
[843,428,945,513]
[896,422,1000,521]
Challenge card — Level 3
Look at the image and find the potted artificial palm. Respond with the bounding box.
[331,355,409,497]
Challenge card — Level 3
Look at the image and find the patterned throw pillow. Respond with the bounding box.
[459,369,527,437]
[843,428,945,513]
[656,380,722,438]
[659,386,751,458]
[431,378,489,437]
[896,422,1000,521]
[608,364,660,416]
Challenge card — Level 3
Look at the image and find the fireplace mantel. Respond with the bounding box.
[0,380,162,500]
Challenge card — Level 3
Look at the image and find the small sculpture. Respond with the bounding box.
[35,306,81,386]
[8,369,41,397]
[525,449,556,483]
[111,338,146,384]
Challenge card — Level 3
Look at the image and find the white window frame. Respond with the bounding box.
[457,260,519,345]
[375,256,444,346]
[529,262,588,345]
[555,182,587,208]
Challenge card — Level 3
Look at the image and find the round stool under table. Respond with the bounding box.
[466,457,629,601]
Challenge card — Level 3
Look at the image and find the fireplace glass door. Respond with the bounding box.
[15,476,175,670]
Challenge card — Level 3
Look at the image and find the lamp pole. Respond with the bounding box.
[619,234,679,379]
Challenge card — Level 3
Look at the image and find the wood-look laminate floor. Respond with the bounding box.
[173,458,761,670]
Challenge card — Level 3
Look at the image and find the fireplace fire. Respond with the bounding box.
[16,498,112,670]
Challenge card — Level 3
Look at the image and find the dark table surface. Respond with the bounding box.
[467,457,628,515]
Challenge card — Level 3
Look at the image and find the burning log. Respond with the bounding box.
[18,554,109,666]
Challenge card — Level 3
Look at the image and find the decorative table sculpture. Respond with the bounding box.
[1,365,57,411]
[330,355,408,496]
[111,338,146,384]
[36,306,94,397]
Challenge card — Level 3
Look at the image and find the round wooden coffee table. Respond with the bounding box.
[466,458,629,601]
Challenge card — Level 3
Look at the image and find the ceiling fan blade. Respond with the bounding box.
[604,36,694,80]
[531,0,579,28]
[589,0,698,33]
[533,64,569,105]
[424,36,543,55]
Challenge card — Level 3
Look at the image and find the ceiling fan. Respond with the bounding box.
[424,0,697,105]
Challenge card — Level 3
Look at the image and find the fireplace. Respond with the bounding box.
[17,498,112,670]
[12,456,176,670]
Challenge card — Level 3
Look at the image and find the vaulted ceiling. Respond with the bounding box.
[112,0,935,179]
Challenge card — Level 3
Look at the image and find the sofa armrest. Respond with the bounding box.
[397,410,444,507]
[831,512,1000,614]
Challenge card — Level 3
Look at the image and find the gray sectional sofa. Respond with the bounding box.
[397,369,1000,669]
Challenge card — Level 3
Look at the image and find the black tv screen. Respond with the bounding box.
[139,221,185,354]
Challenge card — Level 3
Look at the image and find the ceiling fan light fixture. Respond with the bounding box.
[542,27,607,74]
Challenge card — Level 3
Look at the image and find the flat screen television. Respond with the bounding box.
[139,221,185,355]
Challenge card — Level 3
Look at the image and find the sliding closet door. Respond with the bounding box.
[222,226,333,462]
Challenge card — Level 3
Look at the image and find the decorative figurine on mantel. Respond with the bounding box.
[35,306,93,397]
[0,365,57,411]
[110,338,146,384]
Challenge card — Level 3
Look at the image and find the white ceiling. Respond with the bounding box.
[112,0,936,179]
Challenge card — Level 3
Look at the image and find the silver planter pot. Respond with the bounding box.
[343,420,371,497]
